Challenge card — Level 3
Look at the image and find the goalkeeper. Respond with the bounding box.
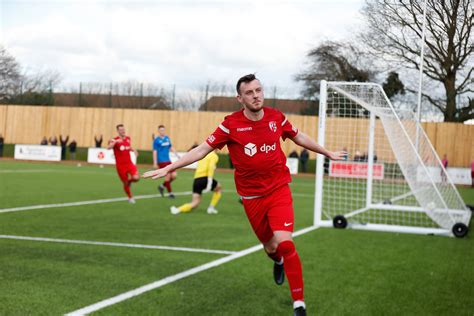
[170,150,222,215]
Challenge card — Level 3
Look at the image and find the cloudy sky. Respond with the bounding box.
[1,0,365,96]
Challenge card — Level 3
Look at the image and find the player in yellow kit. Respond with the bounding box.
[170,150,222,215]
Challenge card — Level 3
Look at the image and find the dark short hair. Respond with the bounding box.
[158,125,165,129]
[236,74,258,94]
[116,124,124,130]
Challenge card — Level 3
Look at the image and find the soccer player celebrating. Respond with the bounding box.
[153,125,179,198]
[170,150,222,215]
[108,124,139,204]
[143,74,346,315]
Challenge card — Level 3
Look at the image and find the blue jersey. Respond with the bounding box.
[153,136,172,163]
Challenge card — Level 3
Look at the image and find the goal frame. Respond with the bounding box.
[313,80,471,237]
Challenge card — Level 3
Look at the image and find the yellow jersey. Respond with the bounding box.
[194,151,219,179]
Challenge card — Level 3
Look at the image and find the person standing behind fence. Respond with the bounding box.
[69,139,77,160]
[471,160,474,188]
[94,134,103,148]
[441,154,448,183]
[60,135,69,160]
[49,136,58,146]
[300,149,309,173]
[153,125,179,198]
[0,134,4,157]
[40,137,48,145]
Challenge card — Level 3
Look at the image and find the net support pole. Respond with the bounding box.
[314,80,328,226]
[366,111,376,208]
[415,0,428,151]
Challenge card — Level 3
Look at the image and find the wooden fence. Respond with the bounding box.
[0,105,472,167]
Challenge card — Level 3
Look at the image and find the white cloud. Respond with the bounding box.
[2,0,365,96]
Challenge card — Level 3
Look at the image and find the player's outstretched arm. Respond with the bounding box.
[106,139,116,150]
[143,142,214,180]
[291,132,346,160]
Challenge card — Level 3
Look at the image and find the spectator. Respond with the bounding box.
[300,149,309,173]
[289,150,299,158]
[362,152,368,162]
[60,135,69,160]
[353,150,363,161]
[40,137,48,145]
[0,133,4,157]
[69,139,77,160]
[49,136,58,146]
[441,154,448,183]
[94,134,103,148]
[471,160,474,188]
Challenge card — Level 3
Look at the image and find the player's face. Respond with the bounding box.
[117,126,126,137]
[237,80,264,113]
[158,127,166,137]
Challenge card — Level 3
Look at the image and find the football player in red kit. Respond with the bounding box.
[143,74,346,315]
[108,124,140,203]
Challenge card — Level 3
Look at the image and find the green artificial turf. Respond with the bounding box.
[0,160,472,315]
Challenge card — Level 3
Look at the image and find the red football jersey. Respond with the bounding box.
[113,136,133,166]
[206,107,298,197]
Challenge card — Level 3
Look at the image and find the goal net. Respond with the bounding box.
[314,81,471,237]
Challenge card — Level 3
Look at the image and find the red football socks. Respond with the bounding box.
[277,240,304,301]
[123,184,132,198]
[164,181,172,193]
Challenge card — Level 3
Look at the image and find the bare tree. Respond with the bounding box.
[0,46,22,102]
[295,41,376,100]
[21,69,62,93]
[360,0,473,122]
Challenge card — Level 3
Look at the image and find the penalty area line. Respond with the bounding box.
[0,235,236,255]
[65,225,320,316]
[0,191,193,214]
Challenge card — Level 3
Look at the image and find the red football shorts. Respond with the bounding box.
[242,184,294,243]
[158,161,172,168]
[116,163,138,182]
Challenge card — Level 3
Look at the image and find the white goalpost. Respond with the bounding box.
[314,81,471,238]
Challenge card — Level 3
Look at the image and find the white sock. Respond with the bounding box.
[293,300,306,309]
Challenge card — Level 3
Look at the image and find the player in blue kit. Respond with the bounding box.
[153,125,179,198]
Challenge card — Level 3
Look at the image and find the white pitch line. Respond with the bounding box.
[0,169,57,173]
[65,225,320,316]
[0,189,314,215]
[0,235,235,255]
[0,191,193,214]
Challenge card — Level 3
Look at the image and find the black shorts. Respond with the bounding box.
[193,177,218,194]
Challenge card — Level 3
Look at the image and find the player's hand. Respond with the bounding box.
[328,151,348,161]
[143,168,169,180]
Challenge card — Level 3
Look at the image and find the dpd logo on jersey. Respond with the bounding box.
[244,143,257,157]
[269,121,277,132]
[260,142,276,153]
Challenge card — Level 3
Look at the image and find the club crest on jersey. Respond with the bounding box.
[269,121,277,132]
[207,134,216,143]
